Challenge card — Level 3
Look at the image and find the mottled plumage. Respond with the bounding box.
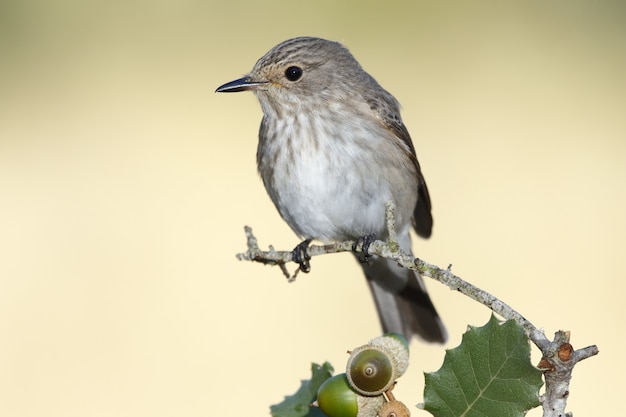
[217,37,446,343]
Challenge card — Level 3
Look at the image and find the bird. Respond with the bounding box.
[216,36,446,343]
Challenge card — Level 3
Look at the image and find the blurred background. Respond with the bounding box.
[0,0,624,416]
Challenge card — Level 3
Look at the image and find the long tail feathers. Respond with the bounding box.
[360,254,447,343]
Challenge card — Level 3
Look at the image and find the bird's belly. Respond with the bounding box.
[264,146,415,243]
[277,170,388,242]
[258,111,418,243]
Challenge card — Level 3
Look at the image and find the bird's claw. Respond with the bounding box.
[352,233,377,263]
[292,239,312,273]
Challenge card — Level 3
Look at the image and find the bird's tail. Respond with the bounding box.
[358,250,447,343]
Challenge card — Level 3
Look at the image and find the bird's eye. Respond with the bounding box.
[285,66,303,82]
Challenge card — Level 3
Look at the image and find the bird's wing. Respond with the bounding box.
[365,93,433,238]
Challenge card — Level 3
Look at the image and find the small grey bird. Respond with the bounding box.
[216,37,446,343]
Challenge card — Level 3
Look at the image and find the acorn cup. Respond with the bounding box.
[379,399,411,417]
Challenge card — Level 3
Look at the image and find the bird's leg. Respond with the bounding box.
[292,239,313,273]
[352,233,377,263]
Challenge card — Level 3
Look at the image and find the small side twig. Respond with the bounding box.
[235,201,598,417]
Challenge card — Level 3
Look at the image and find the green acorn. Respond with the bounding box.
[315,374,384,417]
[346,334,409,396]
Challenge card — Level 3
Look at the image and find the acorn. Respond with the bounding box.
[346,334,409,396]
[379,400,411,417]
[315,374,384,417]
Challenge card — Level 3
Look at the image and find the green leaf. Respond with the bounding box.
[271,362,334,417]
[423,315,543,417]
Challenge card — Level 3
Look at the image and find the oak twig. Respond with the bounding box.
[236,201,598,417]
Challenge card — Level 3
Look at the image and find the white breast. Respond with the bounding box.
[257,101,417,243]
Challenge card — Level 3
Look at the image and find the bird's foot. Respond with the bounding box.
[352,233,377,263]
[292,239,312,273]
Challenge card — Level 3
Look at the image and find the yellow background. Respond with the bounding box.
[0,1,624,416]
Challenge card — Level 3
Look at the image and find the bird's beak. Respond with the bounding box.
[215,76,267,93]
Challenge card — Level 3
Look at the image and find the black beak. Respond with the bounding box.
[215,77,267,93]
